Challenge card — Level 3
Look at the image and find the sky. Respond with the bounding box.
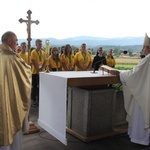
[0,0,150,39]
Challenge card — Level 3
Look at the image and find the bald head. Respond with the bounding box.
[1,31,15,43]
[1,31,18,51]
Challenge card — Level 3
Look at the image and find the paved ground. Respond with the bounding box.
[23,106,150,150]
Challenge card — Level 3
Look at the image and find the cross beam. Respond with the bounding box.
[19,10,39,64]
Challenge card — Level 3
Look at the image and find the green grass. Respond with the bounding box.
[115,64,136,70]
[115,63,138,70]
[115,57,141,70]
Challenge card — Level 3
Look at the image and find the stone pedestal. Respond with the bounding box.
[67,87,116,137]
[115,91,127,126]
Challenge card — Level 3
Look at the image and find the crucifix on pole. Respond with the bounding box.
[19,10,39,64]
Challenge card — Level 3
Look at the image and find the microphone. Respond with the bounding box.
[92,59,105,73]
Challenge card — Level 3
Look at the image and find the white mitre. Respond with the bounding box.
[143,33,150,47]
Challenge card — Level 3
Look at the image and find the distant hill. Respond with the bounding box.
[18,36,144,51]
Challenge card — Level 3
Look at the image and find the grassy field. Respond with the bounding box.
[115,57,141,70]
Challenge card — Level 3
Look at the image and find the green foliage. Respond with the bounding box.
[117,63,137,65]
[114,48,121,55]
[112,84,123,91]
[103,51,107,56]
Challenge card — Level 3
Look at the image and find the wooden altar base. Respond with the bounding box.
[24,122,40,135]
[28,124,40,134]
[66,123,128,142]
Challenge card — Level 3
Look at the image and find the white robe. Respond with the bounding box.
[120,53,150,145]
[0,111,29,150]
[0,130,22,150]
[128,103,150,145]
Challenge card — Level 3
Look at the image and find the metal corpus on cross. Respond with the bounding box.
[19,10,39,64]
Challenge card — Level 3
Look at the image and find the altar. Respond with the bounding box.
[38,71,127,145]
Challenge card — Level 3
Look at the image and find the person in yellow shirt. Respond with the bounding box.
[61,44,75,71]
[106,49,116,87]
[106,49,116,68]
[30,39,47,107]
[74,48,79,55]
[60,45,65,58]
[15,45,21,53]
[74,43,92,71]
[18,42,28,64]
[48,47,62,71]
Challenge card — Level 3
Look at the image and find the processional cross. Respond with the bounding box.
[19,10,39,63]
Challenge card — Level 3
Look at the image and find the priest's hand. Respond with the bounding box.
[110,70,120,76]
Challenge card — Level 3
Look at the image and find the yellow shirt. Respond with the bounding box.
[74,51,92,71]
[48,56,62,71]
[106,57,116,68]
[18,52,28,64]
[61,54,74,71]
[30,49,46,74]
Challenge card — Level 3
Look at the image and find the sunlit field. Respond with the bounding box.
[115,57,141,70]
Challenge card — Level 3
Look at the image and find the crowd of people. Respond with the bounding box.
[17,40,116,106]
[15,40,116,108]
[17,42,116,72]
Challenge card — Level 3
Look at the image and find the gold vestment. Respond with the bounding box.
[0,44,31,146]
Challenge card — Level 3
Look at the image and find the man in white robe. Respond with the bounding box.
[110,33,150,146]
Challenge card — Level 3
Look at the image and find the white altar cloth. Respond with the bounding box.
[38,71,117,145]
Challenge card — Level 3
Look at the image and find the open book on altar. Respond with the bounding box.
[100,65,118,74]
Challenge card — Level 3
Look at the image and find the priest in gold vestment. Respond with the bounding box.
[0,31,31,150]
